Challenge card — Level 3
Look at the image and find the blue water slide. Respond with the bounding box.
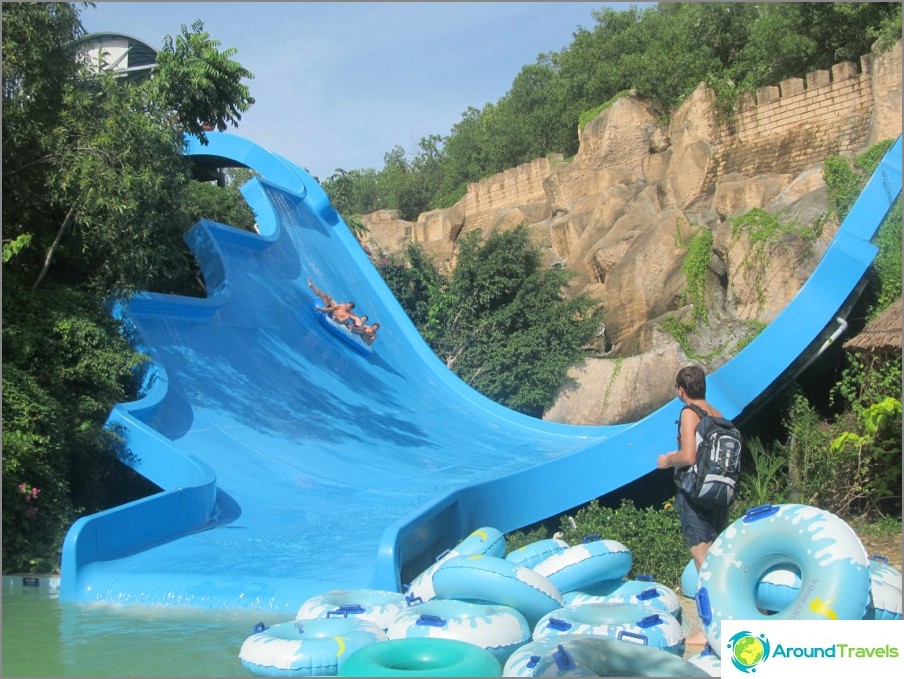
[60,133,901,611]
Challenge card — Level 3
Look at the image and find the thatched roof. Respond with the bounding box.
[844,298,902,353]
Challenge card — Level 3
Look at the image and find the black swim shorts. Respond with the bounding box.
[675,490,729,548]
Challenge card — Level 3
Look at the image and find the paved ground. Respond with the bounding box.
[679,594,706,658]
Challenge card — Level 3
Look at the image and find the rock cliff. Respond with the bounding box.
[361,41,902,425]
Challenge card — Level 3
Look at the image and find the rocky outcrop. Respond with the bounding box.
[360,41,902,425]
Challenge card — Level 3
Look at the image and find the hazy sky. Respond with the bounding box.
[80,2,646,180]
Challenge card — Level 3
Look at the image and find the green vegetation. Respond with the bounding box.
[659,315,702,360]
[735,320,768,352]
[2,3,256,572]
[680,227,715,323]
[601,357,624,411]
[729,208,822,312]
[871,198,903,313]
[559,500,690,585]
[505,499,695,590]
[376,227,598,417]
[578,90,632,130]
[753,157,904,515]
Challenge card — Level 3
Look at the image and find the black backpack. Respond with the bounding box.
[675,403,742,508]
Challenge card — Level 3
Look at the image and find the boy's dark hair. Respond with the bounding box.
[676,365,706,399]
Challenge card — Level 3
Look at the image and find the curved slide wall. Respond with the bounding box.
[60,134,901,612]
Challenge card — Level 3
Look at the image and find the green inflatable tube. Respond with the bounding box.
[338,638,502,677]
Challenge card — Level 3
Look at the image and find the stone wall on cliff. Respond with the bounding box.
[707,54,886,187]
[360,41,902,426]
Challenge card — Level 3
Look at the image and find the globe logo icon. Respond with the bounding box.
[727,631,770,673]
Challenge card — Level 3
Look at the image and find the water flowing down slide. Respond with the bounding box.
[60,134,901,613]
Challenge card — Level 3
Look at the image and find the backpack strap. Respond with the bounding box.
[684,402,709,420]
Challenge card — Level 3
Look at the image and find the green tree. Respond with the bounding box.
[376,244,444,329]
[429,105,494,209]
[4,7,257,295]
[377,145,425,221]
[1,2,258,572]
[380,226,597,417]
[323,167,382,216]
[183,180,257,232]
[150,20,255,143]
[489,62,571,170]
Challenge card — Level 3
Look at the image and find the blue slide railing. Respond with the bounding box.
[60,134,901,611]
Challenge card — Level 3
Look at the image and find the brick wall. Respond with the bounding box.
[708,55,879,187]
[454,155,562,232]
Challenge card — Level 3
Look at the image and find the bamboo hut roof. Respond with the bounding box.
[844,298,902,353]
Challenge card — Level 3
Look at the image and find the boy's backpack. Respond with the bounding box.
[675,403,742,508]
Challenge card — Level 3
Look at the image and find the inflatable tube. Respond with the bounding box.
[686,645,721,677]
[385,599,529,663]
[405,527,506,603]
[503,634,709,677]
[506,538,569,569]
[868,554,902,590]
[697,503,871,654]
[680,559,698,598]
[533,603,684,656]
[337,637,502,677]
[431,554,563,628]
[239,617,387,677]
[864,555,903,620]
[533,537,631,593]
[295,589,409,630]
[313,302,373,355]
[754,564,801,613]
[567,578,621,597]
[564,577,681,618]
[525,645,603,677]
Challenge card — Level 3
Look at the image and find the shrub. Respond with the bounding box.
[870,197,902,313]
[736,436,790,508]
[680,227,714,324]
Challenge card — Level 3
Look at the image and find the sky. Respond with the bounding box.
[79,2,645,180]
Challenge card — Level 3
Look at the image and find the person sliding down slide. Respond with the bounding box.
[308,278,357,324]
[349,318,380,345]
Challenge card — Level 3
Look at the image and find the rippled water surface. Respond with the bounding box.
[2,576,285,677]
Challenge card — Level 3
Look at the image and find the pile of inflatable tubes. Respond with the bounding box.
[240,506,897,675]
[239,526,693,676]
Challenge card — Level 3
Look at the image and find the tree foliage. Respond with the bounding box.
[2,2,257,572]
[377,227,597,417]
[151,20,255,143]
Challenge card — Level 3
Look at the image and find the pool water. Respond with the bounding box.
[2,576,286,677]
